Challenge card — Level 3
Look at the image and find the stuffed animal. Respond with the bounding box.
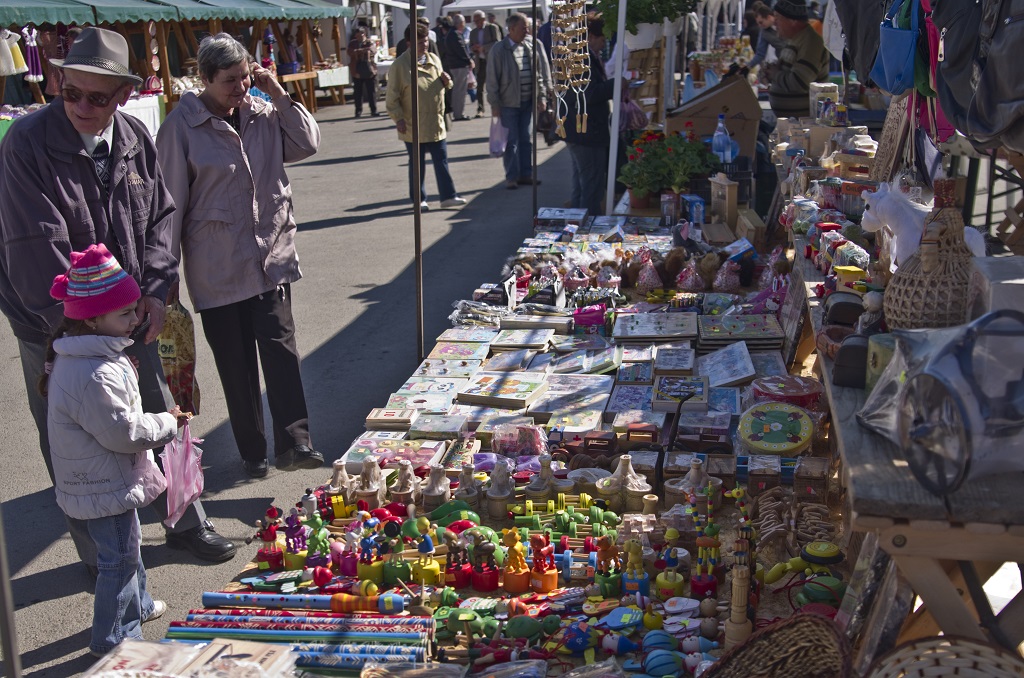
[696,252,723,291]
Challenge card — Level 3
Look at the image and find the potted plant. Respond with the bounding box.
[618,131,667,208]
[662,123,721,195]
[594,0,700,45]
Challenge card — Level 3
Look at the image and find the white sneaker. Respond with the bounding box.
[440,196,467,208]
[417,201,430,211]
[143,600,166,623]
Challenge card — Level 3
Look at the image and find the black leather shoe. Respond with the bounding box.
[242,458,269,478]
[166,523,236,562]
[275,444,324,471]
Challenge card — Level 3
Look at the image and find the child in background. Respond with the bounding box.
[41,244,183,657]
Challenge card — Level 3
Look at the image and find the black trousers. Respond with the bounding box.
[352,76,377,115]
[199,284,311,464]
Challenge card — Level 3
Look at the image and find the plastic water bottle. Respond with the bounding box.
[712,114,735,164]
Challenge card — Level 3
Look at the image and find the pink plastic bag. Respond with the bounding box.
[489,117,508,157]
[160,421,205,528]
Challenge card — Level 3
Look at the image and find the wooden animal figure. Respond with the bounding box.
[468,530,498,572]
[444,531,470,568]
[595,534,620,576]
[529,533,555,573]
[284,510,307,553]
[502,529,527,573]
[304,511,331,560]
[623,538,644,579]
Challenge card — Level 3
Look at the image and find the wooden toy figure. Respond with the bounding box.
[621,538,650,597]
[303,511,331,567]
[502,529,530,594]
[443,531,472,589]
[654,528,687,600]
[247,508,285,571]
[466,529,500,591]
[528,533,558,593]
[595,535,620,576]
[411,516,441,585]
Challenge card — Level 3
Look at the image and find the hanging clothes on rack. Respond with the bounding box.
[21,27,44,83]
[0,29,29,77]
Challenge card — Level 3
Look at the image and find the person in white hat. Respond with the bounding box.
[0,27,237,576]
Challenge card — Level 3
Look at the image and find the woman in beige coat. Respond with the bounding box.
[156,33,322,479]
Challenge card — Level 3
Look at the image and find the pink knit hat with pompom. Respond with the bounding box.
[50,244,141,319]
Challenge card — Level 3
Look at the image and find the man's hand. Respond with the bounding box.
[137,295,166,344]
[538,99,547,112]
[252,63,288,99]
[396,119,407,134]
[166,280,179,305]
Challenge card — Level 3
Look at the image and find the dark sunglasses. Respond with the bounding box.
[61,87,120,108]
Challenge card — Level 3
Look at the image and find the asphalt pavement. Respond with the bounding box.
[0,98,573,676]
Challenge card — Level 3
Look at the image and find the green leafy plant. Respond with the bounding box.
[662,124,721,194]
[618,131,666,199]
[594,0,700,37]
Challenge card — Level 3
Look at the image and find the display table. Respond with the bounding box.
[793,235,1024,645]
[316,67,349,105]
[121,95,164,140]
[612,191,662,218]
[278,71,318,113]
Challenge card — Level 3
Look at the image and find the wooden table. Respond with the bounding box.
[792,235,1024,647]
[278,71,319,113]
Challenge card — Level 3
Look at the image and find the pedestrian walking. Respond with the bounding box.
[347,27,379,117]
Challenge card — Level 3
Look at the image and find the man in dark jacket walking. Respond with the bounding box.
[444,14,474,120]
[0,28,237,579]
[347,26,379,117]
[468,10,500,116]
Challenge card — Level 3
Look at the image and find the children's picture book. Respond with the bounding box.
[365,407,419,430]
[708,387,743,416]
[436,326,500,343]
[358,430,408,440]
[675,410,732,435]
[547,407,604,436]
[619,343,656,362]
[490,328,556,350]
[611,409,668,433]
[750,351,790,377]
[448,403,526,426]
[586,346,620,374]
[551,334,611,353]
[427,341,492,361]
[655,339,692,350]
[551,350,589,374]
[545,373,615,395]
[697,314,785,350]
[394,377,469,395]
[385,392,454,415]
[525,352,558,372]
[604,385,655,416]
[652,375,710,413]
[414,358,483,379]
[654,348,696,375]
[695,341,756,387]
[482,349,536,372]
[499,315,574,332]
[407,414,470,440]
[616,361,654,385]
[438,437,483,476]
[612,312,698,341]
[457,371,549,409]
[527,391,610,423]
[339,437,447,473]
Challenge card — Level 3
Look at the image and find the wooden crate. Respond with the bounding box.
[627,40,665,125]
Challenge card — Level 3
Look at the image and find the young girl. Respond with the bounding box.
[41,244,181,657]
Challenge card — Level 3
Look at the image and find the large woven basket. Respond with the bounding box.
[882,205,974,331]
[867,635,1024,677]
[702,613,851,678]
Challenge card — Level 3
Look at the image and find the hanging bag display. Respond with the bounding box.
[869,0,920,96]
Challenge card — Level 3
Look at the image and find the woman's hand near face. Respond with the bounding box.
[252,63,287,99]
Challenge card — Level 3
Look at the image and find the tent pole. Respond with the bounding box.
[531,0,538,215]
[0,501,22,678]
[605,0,627,215]
[157,21,175,110]
[410,0,425,362]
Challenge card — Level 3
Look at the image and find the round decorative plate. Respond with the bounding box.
[738,401,814,455]
[751,375,825,410]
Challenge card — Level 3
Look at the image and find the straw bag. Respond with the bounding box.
[867,635,1024,677]
[882,179,973,330]
[702,613,851,678]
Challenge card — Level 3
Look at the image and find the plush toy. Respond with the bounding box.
[697,252,723,291]
[662,247,690,287]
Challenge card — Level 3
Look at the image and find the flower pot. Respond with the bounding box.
[625,22,664,50]
[629,190,653,209]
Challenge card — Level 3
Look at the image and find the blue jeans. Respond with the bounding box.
[404,140,457,203]
[568,143,608,215]
[500,101,534,182]
[88,510,156,654]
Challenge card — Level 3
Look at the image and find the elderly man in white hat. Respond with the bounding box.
[0,26,237,580]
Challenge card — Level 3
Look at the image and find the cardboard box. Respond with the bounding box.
[665,75,761,162]
[710,173,739,229]
[736,208,766,251]
[969,255,1024,319]
[535,207,589,233]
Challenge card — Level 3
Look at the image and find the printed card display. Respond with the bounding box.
[385,392,454,415]
[525,352,558,372]
[365,407,419,430]
[482,349,536,372]
[528,391,610,423]
[448,403,526,426]
[339,436,447,473]
[551,334,611,353]
[552,350,589,374]
[457,371,549,409]
[708,387,743,416]
[612,312,698,341]
[616,362,654,385]
[414,358,483,379]
[547,407,604,436]
[652,375,710,412]
[394,377,469,395]
[750,351,789,377]
[428,341,491,361]
[407,414,470,440]
[697,314,785,350]
[611,409,668,433]
[604,385,655,418]
[490,328,556,350]
[436,327,500,343]
[695,341,756,387]
[545,373,615,395]
[619,344,656,362]
[654,348,696,375]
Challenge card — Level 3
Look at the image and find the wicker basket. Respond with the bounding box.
[883,198,974,330]
[703,612,851,678]
[867,636,1024,678]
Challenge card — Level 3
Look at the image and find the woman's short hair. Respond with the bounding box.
[587,12,604,37]
[753,3,773,18]
[197,33,251,82]
[405,22,430,41]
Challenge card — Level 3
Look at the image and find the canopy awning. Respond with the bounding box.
[150,0,251,20]
[351,0,425,13]
[289,0,352,18]
[0,0,95,25]
[253,0,341,18]
[81,0,179,23]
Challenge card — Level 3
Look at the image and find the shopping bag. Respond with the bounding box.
[157,301,201,415]
[160,421,205,528]
[489,117,508,157]
[869,0,919,96]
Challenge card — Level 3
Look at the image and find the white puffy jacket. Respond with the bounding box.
[48,334,176,521]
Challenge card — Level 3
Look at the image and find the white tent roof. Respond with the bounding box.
[442,0,549,11]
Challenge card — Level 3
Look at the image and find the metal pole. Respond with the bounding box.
[0,502,22,678]
[605,0,628,215]
[410,0,424,361]
[532,0,539,215]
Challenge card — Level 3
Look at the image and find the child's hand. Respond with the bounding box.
[169,405,192,427]
[129,355,140,371]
